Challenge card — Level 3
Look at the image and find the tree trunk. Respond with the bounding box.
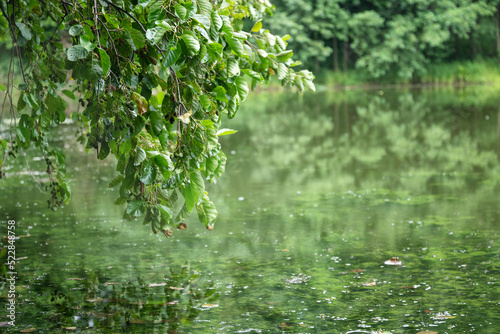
[496,7,500,61]
[333,37,339,72]
[454,33,460,60]
[469,31,476,60]
[343,41,349,72]
[497,108,500,158]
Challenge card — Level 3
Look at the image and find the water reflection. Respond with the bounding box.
[1,87,500,332]
[0,259,218,332]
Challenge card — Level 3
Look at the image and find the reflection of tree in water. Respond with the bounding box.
[226,89,500,195]
[0,262,218,332]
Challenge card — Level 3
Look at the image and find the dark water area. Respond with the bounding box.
[1,87,499,333]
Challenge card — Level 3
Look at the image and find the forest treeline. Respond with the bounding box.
[266,0,500,81]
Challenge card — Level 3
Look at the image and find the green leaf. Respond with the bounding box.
[251,20,262,32]
[198,0,213,14]
[199,95,212,110]
[235,76,249,101]
[45,93,67,115]
[135,147,147,166]
[67,45,88,61]
[227,57,240,77]
[69,24,84,36]
[181,31,200,54]
[158,204,173,220]
[108,175,125,188]
[146,26,167,44]
[213,86,227,103]
[139,160,156,184]
[114,197,128,205]
[211,12,223,31]
[126,200,146,218]
[207,42,223,61]
[276,50,293,62]
[277,63,287,80]
[216,128,238,136]
[80,35,97,51]
[99,48,111,77]
[175,4,188,20]
[129,28,146,50]
[98,140,110,160]
[61,89,75,100]
[242,69,263,82]
[163,41,182,68]
[16,22,32,40]
[180,171,205,212]
[192,14,211,29]
[0,83,5,92]
[196,192,217,228]
[225,36,246,57]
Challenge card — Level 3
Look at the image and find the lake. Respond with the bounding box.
[1,86,499,333]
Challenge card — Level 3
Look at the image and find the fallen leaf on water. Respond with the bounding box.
[279,322,294,330]
[129,319,146,324]
[148,283,167,287]
[281,249,289,252]
[384,257,402,266]
[363,280,377,287]
[163,300,179,305]
[20,329,36,333]
[351,269,365,273]
[86,298,103,302]
[169,286,184,290]
[63,327,77,331]
[363,282,376,287]
[417,331,438,334]
[397,284,420,289]
[433,312,456,319]
[202,304,218,307]
[15,257,28,260]
[104,282,120,285]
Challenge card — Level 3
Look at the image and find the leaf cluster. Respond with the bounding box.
[0,0,314,235]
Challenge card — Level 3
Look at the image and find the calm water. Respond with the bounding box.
[1,87,500,333]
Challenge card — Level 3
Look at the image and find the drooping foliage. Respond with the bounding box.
[0,0,314,236]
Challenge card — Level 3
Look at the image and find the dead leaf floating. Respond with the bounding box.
[20,329,36,333]
[362,280,377,287]
[417,331,438,334]
[384,257,402,266]
[433,311,456,319]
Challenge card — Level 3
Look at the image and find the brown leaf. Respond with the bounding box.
[63,327,77,331]
[202,304,218,307]
[416,331,438,334]
[162,229,173,238]
[20,329,36,333]
[177,223,187,230]
[384,257,402,265]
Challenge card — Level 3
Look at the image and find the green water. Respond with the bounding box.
[1,87,500,333]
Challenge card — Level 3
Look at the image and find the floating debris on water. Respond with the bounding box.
[384,257,402,266]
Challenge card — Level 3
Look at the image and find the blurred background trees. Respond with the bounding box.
[267,0,500,81]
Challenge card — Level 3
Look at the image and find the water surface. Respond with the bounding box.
[1,87,499,333]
